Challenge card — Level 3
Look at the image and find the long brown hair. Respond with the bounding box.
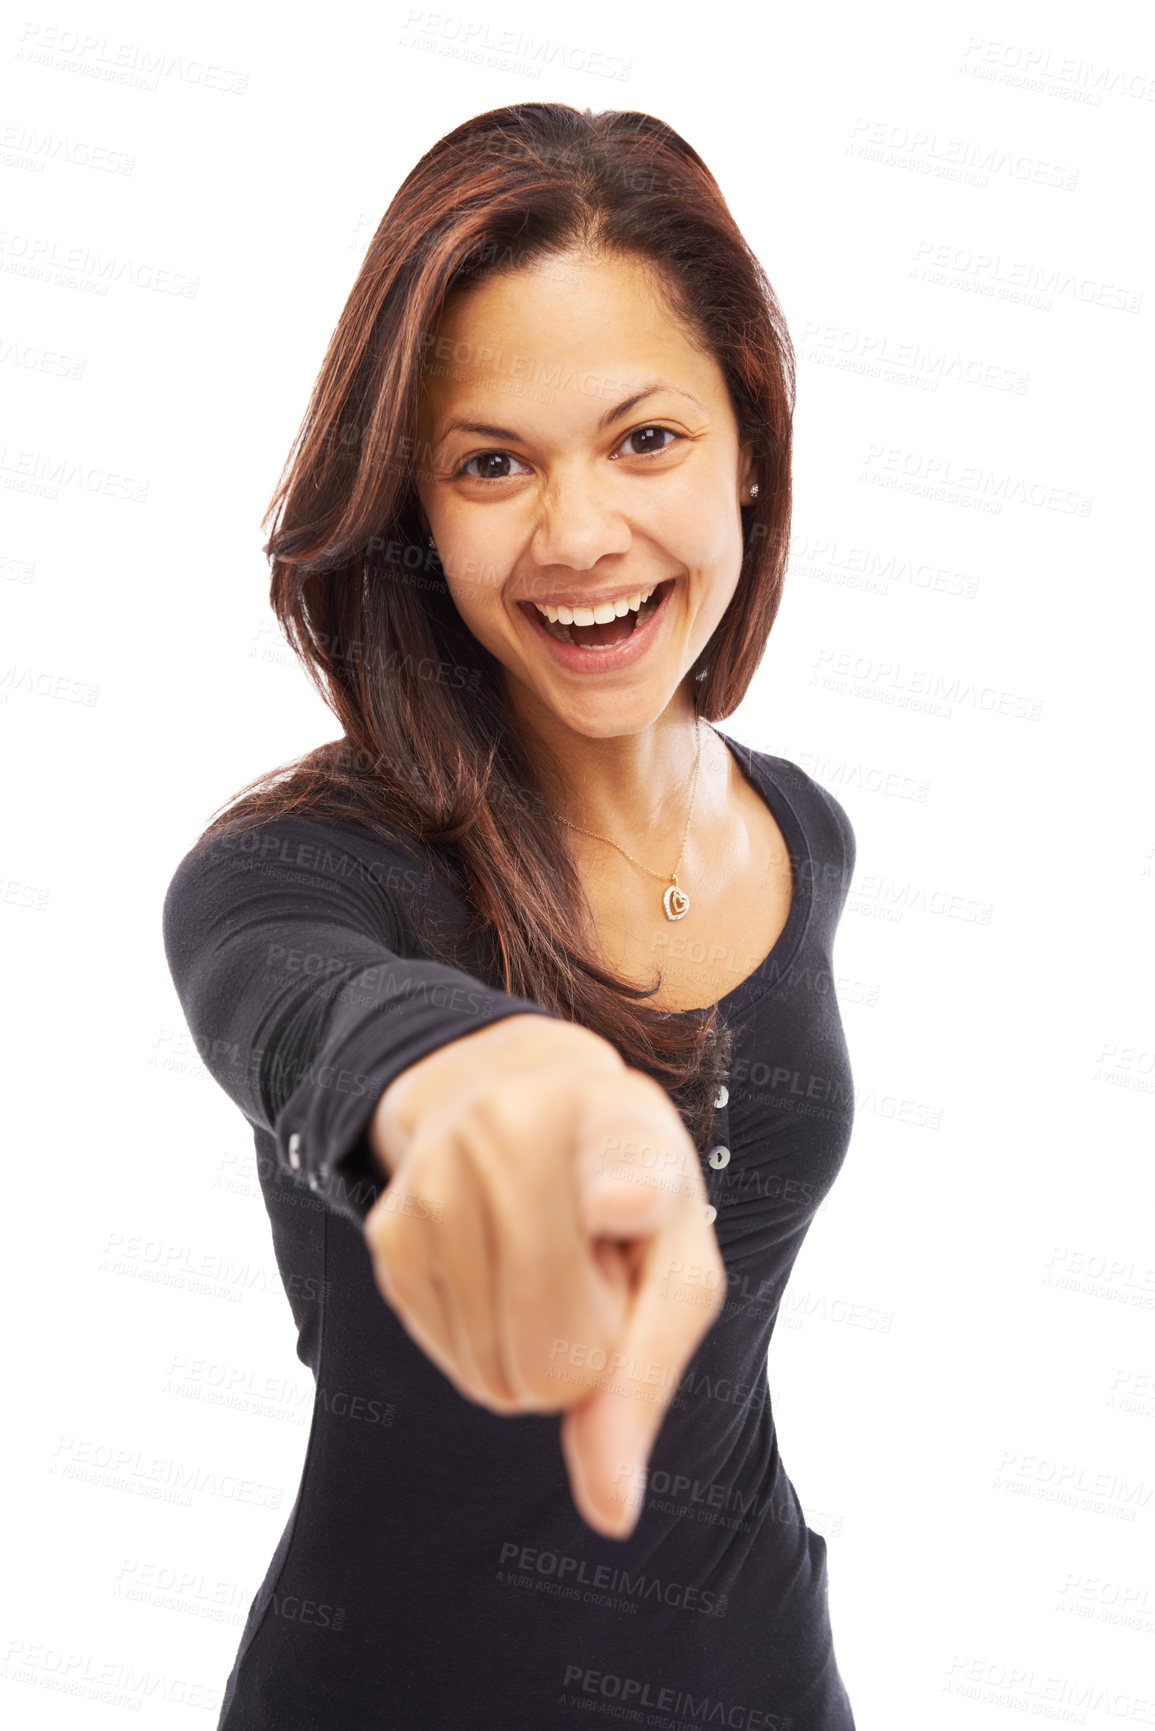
[201,102,796,1150]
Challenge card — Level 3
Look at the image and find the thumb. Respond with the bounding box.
[575,1101,687,1242]
[582,1165,678,1240]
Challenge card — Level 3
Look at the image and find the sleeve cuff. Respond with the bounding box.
[271,970,559,1230]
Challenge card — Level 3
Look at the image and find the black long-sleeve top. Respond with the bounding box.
[162,729,859,1729]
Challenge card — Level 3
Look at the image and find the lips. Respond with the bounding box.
[517,578,675,672]
[531,583,658,628]
[519,580,671,646]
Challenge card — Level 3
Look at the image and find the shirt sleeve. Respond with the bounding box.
[160,812,558,1231]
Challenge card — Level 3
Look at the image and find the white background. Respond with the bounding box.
[2,0,1153,1725]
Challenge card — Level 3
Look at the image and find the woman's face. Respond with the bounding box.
[413,250,756,742]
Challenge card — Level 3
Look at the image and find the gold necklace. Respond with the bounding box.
[550,716,704,922]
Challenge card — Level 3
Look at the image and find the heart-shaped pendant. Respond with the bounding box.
[663,882,690,921]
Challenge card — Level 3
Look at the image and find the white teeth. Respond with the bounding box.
[533,584,656,624]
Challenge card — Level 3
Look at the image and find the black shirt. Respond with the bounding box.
[162,728,859,1729]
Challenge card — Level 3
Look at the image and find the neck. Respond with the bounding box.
[507,682,716,851]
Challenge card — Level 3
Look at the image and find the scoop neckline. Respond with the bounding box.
[662,727,815,1022]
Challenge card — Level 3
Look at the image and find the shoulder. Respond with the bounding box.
[162,808,445,961]
[719,732,857,884]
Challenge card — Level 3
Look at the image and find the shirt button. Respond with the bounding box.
[707,1145,731,1170]
[714,1083,729,1108]
[704,1204,717,1225]
[287,1132,302,1171]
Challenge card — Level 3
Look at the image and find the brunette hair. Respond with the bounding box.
[201,101,796,1150]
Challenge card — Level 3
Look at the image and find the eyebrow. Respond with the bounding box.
[433,384,705,447]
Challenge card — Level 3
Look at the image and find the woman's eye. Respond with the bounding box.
[456,426,678,480]
[460,451,532,480]
[616,424,678,458]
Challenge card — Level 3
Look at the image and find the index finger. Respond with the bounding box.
[558,1197,725,1538]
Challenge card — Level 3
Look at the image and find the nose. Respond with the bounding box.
[530,472,632,573]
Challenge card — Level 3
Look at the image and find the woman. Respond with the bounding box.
[164,102,859,1730]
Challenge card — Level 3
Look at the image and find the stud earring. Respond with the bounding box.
[749,483,759,498]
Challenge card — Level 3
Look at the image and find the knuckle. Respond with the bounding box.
[622,1067,673,1114]
[563,1021,624,1068]
[466,1084,526,1146]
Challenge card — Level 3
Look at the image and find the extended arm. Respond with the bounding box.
[161,812,555,1229]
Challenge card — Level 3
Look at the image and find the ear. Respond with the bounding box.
[737,442,758,503]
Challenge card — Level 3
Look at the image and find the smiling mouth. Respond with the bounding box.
[523,580,671,648]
